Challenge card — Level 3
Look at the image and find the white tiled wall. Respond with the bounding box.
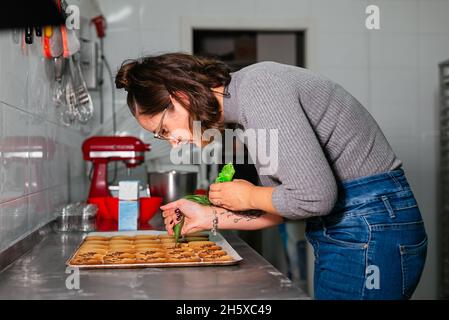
[0,29,88,251]
[95,0,448,298]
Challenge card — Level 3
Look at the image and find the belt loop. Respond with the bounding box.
[381,195,395,219]
[389,171,403,191]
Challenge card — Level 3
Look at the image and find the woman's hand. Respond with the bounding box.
[208,179,256,211]
[160,199,213,236]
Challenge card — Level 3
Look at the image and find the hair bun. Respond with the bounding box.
[115,60,137,91]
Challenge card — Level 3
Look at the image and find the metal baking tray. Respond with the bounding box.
[66,230,243,269]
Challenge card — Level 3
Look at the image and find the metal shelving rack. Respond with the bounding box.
[439,59,449,299]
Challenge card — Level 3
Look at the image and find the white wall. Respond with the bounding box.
[0,0,89,251]
[97,0,449,299]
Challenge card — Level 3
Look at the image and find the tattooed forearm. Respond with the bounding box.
[217,209,265,223]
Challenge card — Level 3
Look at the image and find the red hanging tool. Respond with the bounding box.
[92,15,106,38]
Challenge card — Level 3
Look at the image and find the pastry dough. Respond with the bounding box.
[201,255,233,262]
[110,236,134,241]
[187,241,216,247]
[85,236,110,241]
[198,250,226,258]
[70,234,233,266]
[167,256,201,263]
[135,235,159,240]
[136,257,166,263]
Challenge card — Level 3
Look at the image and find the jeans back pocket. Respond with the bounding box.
[399,235,428,299]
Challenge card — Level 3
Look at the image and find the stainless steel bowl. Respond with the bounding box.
[148,170,198,204]
[54,203,97,232]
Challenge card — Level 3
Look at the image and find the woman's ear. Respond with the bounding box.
[169,92,190,116]
[169,91,190,107]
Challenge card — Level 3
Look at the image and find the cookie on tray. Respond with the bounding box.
[167,255,201,263]
[83,239,110,245]
[75,251,105,259]
[134,235,159,240]
[136,251,166,259]
[77,248,108,256]
[165,249,195,257]
[134,240,161,245]
[110,236,134,241]
[135,243,162,249]
[157,233,174,239]
[81,240,109,246]
[187,241,216,247]
[80,245,109,251]
[136,257,167,264]
[71,251,105,265]
[71,257,103,265]
[106,248,136,255]
[103,251,136,264]
[85,235,110,242]
[78,246,108,253]
[109,240,134,245]
[197,249,227,258]
[103,257,136,264]
[160,238,176,243]
[135,247,165,254]
[161,243,189,249]
[201,255,233,262]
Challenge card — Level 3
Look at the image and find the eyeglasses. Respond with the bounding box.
[153,104,189,145]
[151,87,230,145]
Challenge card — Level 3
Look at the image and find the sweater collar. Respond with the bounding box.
[223,72,240,124]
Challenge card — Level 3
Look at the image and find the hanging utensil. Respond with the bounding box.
[52,56,66,108]
[42,25,62,59]
[24,26,33,44]
[35,26,42,37]
[42,26,53,58]
[71,54,93,123]
[61,58,78,126]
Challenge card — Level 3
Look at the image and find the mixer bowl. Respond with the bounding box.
[88,196,162,225]
[148,170,198,204]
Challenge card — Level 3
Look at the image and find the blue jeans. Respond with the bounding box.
[305,169,427,300]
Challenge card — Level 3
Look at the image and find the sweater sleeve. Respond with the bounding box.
[238,69,338,219]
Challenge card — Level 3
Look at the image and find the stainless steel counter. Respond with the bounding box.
[0,230,308,300]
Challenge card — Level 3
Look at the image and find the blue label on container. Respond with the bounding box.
[118,201,139,231]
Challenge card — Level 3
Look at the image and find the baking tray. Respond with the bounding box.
[66,230,243,269]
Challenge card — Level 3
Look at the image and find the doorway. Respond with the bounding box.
[193,29,308,292]
[193,30,305,69]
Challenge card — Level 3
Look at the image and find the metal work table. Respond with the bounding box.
[0,230,308,300]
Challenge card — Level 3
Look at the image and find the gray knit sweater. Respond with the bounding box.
[223,61,402,219]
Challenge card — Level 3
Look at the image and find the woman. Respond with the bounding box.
[115,53,427,300]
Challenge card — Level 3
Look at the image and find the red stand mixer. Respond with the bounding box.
[82,136,150,198]
[82,136,162,231]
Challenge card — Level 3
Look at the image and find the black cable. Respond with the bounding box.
[95,40,118,184]
[99,38,104,124]
[102,54,116,135]
[103,55,118,184]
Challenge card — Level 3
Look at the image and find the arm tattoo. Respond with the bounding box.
[217,209,265,224]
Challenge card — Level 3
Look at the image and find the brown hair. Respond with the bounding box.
[115,52,231,132]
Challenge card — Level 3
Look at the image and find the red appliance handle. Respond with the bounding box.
[88,159,111,198]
